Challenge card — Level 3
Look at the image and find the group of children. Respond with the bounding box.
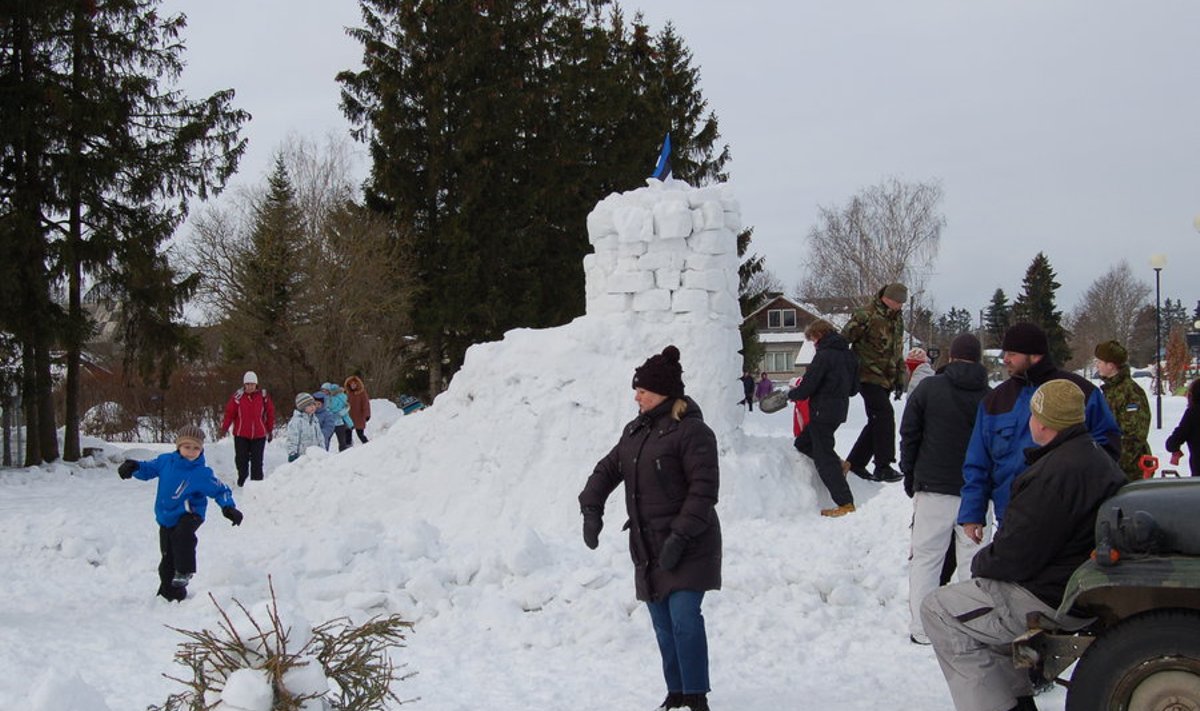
[121,375,372,602]
[286,376,372,462]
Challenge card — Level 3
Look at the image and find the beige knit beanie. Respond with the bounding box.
[176,424,206,449]
[1030,380,1085,431]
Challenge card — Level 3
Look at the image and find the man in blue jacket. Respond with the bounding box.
[957,322,1119,544]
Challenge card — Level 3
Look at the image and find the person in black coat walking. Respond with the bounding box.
[579,345,721,711]
[898,333,991,645]
[1166,378,1200,477]
[788,319,860,517]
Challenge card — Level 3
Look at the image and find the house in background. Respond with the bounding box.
[742,295,833,380]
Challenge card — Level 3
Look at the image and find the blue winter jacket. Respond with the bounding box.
[132,450,236,528]
[957,358,1120,528]
[327,387,354,428]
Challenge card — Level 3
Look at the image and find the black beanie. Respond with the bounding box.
[949,333,982,363]
[1001,322,1048,356]
[632,345,685,399]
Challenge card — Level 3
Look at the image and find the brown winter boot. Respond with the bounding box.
[820,503,856,518]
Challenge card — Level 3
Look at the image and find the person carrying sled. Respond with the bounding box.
[579,345,721,711]
[118,425,244,601]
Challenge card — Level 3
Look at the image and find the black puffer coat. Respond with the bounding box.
[898,361,991,496]
[579,397,721,602]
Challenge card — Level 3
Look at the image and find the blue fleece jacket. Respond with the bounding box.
[132,450,236,527]
[957,360,1119,528]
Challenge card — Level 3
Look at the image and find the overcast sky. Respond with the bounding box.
[164,0,1200,322]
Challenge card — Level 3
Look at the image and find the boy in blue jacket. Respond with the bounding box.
[118,425,244,601]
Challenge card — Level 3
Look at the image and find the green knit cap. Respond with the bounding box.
[1093,340,1128,367]
[1030,380,1085,431]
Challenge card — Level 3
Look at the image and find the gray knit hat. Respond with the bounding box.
[295,392,317,410]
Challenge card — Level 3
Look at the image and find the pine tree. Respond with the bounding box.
[983,288,1010,348]
[1011,253,1071,365]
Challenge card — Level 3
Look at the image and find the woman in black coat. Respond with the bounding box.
[579,345,721,711]
[788,319,860,517]
[1166,378,1200,477]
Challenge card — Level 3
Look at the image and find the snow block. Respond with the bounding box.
[605,270,655,293]
[689,228,734,255]
[672,288,710,313]
[638,251,683,271]
[617,240,647,257]
[646,237,688,255]
[587,293,631,314]
[653,198,694,240]
[632,289,673,312]
[613,206,653,243]
[682,268,727,293]
[655,268,682,290]
[586,202,616,241]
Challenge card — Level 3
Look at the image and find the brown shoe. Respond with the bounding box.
[820,503,856,517]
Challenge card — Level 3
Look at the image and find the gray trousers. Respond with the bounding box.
[920,578,1056,711]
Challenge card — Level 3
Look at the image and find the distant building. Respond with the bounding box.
[743,295,851,380]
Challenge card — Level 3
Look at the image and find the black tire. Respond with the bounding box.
[1066,610,1200,711]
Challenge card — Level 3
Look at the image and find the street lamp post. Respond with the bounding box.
[1151,253,1167,429]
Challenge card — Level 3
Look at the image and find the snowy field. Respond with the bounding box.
[0,359,1182,710]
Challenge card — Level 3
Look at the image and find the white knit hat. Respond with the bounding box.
[243,371,258,385]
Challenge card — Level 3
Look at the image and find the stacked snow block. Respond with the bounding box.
[583,180,742,325]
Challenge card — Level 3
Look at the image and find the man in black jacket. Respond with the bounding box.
[788,319,860,517]
[921,379,1126,711]
[899,333,991,645]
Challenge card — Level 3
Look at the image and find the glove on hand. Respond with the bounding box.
[118,460,138,479]
[903,471,915,499]
[222,506,244,526]
[1171,451,1183,466]
[658,532,688,571]
[581,505,603,550]
[893,384,904,401]
[287,453,299,463]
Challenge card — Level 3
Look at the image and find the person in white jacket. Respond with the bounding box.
[286,392,324,462]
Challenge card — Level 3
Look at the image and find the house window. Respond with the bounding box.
[764,351,794,372]
[767,309,796,329]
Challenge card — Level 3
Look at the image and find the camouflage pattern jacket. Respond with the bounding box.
[841,291,904,390]
[1100,365,1151,481]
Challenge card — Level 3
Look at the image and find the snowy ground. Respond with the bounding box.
[0,370,1182,710]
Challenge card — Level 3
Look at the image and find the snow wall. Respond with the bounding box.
[256,180,817,616]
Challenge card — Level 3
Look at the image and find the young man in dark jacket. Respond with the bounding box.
[788,319,860,517]
[899,333,991,645]
[922,379,1126,711]
[842,283,907,483]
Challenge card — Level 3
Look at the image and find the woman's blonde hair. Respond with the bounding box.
[671,398,689,421]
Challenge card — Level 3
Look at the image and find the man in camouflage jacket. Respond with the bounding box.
[841,283,907,482]
[1095,339,1151,481]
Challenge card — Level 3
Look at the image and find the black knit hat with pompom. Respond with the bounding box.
[632,345,685,399]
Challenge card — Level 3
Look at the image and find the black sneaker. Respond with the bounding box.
[849,465,874,481]
[874,465,903,483]
[656,692,683,710]
[679,694,709,711]
[171,571,193,588]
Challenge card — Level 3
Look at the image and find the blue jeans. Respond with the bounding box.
[646,590,710,694]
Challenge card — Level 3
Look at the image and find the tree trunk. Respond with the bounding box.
[35,337,59,463]
[21,343,39,466]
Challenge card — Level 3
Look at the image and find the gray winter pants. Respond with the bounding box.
[920,578,1055,711]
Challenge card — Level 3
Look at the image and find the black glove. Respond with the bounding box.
[893,383,904,401]
[658,532,688,571]
[581,505,603,550]
[903,470,915,498]
[118,460,138,479]
[222,506,244,526]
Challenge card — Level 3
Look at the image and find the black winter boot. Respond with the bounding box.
[655,692,683,710]
[679,693,709,711]
[1008,696,1037,711]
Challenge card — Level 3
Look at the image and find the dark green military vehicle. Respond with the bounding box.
[1013,477,1200,710]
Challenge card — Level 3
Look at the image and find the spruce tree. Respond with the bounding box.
[983,288,1010,348]
[1011,253,1071,365]
[339,1,731,395]
[1,0,246,460]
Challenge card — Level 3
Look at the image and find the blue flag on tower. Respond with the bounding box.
[650,132,672,180]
